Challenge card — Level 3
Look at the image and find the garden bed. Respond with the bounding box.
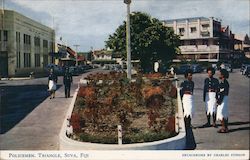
[69,72,177,144]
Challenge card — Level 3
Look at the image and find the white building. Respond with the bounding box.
[162,17,234,62]
[0,10,55,77]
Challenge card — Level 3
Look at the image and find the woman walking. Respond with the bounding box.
[48,69,58,99]
[216,69,230,133]
[180,69,195,128]
[203,67,219,127]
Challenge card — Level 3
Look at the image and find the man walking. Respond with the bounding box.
[63,67,73,98]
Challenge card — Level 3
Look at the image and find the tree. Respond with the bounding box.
[105,12,180,73]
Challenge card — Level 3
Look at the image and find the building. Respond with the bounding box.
[162,17,234,63]
[0,10,55,77]
[234,34,250,59]
[50,44,86,67]
[92,49,116,65]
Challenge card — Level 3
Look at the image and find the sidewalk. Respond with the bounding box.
[0,69,104,150]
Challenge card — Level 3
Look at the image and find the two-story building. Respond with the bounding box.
[0,9,55,77]
[162,17,234,63]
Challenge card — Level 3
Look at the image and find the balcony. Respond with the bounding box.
[201,31,210,37]
[179,45,219,53]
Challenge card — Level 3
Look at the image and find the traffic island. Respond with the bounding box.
[59,72,186,150]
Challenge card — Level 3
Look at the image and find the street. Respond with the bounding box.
[178,69,250,150]
[0,69,249,150]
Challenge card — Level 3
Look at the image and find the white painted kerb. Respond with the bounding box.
[59,87,186,150]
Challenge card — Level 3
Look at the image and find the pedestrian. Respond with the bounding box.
[63,67,73,98]
[203,67,219,127]
[216,69,230,133]
[48,68,58,99]
[180,69,195,128]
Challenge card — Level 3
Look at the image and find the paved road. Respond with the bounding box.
[178,69,250,150]
[0,69,249,150]
[0,69,104,150]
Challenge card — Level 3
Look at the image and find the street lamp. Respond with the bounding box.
[124,0,131,79]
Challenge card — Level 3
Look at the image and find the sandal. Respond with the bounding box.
[217,128,226,133]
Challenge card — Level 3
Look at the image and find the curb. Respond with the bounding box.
[59,86,186,150]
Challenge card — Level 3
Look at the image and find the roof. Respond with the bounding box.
[93,50,113,56]
[162,17,210,24]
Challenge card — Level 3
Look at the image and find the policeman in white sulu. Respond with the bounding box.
[180,69,195,128]
[216,69,230,133]
[203,67,219,127]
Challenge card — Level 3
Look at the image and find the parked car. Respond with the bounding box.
[244,66,250,77]
[241,64,249,75]
[191,64,203,73]
[176,64,191,74]
[224,63,233,72]
[45,64,64,76]
[69,66,80,76]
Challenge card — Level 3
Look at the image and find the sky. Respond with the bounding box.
[2,0,250,52]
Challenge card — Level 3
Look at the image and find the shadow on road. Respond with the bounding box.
[228,127,250,133]
[228,121,250,126]
[0,84,62,134]
[185,128,197,150]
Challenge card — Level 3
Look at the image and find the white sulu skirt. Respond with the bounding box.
[205,92,217,115]
[216,96,229,121]
[48,80,57,91]
[182,94,194,118]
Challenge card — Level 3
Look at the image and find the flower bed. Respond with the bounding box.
[69,71,177,144]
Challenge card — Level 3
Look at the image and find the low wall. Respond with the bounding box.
[59,85,186,150]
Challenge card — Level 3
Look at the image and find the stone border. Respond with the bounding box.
[59,86,186,150]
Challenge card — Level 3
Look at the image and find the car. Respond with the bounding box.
[241,64,249,75]
[224,63,233,72]
[245,66,250,77]
[176,64,191,74]
[243,65,250,77]
[46,64,64,76]
[69,66,80,76]
[191,64,203,73]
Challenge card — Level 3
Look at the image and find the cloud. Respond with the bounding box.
[4,0,250,51]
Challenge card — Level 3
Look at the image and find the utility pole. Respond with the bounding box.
[1,0,4,51]
[124,0,132,80]
[73,44,80,66]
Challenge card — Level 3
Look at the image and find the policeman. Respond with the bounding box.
[180,69,195,128]
[203,67,219,127]
[63,67,73,98]
[216,69,230,133]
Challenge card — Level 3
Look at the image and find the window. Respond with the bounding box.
[43,55,48,67]
[24,53,31,67]
[0,30,2,41]
[24,34,31,45]
[202,39,208,45]
[43,40,48,48]
[180,40,184,46]
[202,24,210,30]
[16,51,21,68]
[3,30,8,41]
[190,40,196,45]
[16,32,20,43]
[190,27,197,33]
[179,28,185,36]
[35,54,40,67]
[35,37,40,47]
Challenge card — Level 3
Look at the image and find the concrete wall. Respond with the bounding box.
[0,10,55,77]
[59,85,186,150]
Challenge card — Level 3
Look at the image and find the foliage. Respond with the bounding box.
[71,72,177,144]
[105,12,180,72]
